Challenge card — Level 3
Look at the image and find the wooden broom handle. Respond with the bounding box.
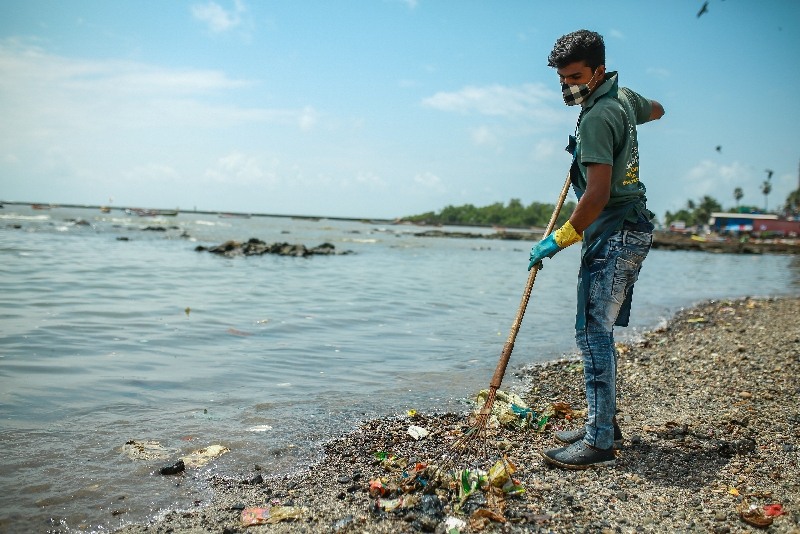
[489,171,573,390]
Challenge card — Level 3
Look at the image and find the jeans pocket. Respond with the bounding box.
[624,230,653,249]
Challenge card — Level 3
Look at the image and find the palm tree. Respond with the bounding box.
[761,179,772,211]
[695,196,722,225]
[734,187,743,209]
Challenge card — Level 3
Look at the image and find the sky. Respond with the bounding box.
[1,1,798,220]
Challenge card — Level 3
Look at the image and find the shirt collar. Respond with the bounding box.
[582,71,618,108]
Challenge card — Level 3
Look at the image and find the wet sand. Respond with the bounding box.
[116,296,800,533]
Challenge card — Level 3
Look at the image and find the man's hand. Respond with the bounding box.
[528,234,561,270]
[527,220,583,271]
[648,100,665,121]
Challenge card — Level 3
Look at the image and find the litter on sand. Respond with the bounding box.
[181,444,230,468]
[473,389,536,430]
[470,507,507,529]
[374,495,420,512]
[241,506,303,526]
[444,515,467,533]
[473,388,567,431]
[763,503,785,517]
[121,440,172,461]
[407,425,430,440]
[738,499,775,528]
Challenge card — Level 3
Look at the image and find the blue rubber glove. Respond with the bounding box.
[528,234,561,271]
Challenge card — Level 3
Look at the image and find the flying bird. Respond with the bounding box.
[697,1,709,18]
[765,169,774,180]
[716,145,722,153]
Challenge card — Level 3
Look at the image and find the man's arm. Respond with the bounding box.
[527,162,611,270]
[648,99,665,121]
[568,163,612,234]
[569,100,661,233]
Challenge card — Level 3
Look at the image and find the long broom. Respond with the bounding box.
[449,171,573,459]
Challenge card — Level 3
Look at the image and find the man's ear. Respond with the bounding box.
[595,65,606,79]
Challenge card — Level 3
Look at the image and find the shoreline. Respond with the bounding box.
[5,203,798,254]
[0,200,397,224]
[115,296,800,533]
[413,229,800,255]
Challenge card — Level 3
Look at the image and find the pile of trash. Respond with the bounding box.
[472,389,574,431]
[363,390,576,532]
[368,450,528,531]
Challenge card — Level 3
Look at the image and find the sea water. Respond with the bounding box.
[1,205,798,532]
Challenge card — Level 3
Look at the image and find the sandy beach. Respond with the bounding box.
[116,296,800,534]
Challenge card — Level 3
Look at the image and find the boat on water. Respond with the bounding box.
[125,208,179,217]
[99,206,111,213]
[31,204,51,210]
[125,208,156,216]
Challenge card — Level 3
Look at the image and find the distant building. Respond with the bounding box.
[668,220,687,233]
[709,212,800,237]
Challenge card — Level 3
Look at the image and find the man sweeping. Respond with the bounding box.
[528,29,665,469]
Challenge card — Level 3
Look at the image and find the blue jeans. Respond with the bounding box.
[576,229,652,449]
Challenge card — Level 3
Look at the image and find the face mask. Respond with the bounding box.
[561,70,600,106]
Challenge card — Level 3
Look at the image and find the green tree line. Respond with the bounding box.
[401,186,799,229]
[401,198,576,228]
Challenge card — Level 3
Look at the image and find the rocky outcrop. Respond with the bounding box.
[195,238,352,258]
[649,232,800,254]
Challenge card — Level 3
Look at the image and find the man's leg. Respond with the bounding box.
[577,326,617,449]
[541,230,651,468]
[579,230,651,448]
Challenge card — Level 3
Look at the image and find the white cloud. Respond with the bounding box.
[470,125,495,146]
[531,138,558,161]
[122,163,181,184]
[354,171,384,187]
[686,160,737,194]
[298,106,318,131]
[421,83,562,124]
[204,151,277,186]
[608,29,625,40]
[683,160,762,204]
[191,0,247,33]
[32,55,251,96]
[413,171,446,192]
[0,40,317,138]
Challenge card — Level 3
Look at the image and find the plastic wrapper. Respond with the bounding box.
[241,506,303,526]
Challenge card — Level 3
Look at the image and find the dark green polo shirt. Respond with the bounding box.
[573,71,653,224]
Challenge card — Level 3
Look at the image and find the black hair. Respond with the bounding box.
[547,30,605,70]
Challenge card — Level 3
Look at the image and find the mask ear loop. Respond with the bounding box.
[587,67,604,91]
[586,70,597,90]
